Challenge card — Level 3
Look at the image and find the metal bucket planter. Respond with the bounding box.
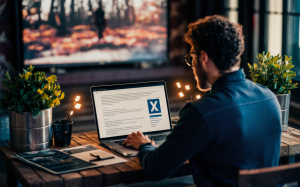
[276,93,290,132]
[9,108,53,152]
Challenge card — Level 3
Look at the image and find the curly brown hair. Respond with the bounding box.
[185,15,245,73]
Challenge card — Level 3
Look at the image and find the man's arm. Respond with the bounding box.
[138,104,211,180]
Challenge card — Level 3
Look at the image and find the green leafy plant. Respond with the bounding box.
[248,51,298,94]
[0,65,65,117]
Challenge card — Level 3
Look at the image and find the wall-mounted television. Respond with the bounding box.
[18,0,169,68]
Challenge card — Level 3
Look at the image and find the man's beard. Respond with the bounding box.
[193,60,211,92]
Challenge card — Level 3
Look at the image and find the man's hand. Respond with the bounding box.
[123,131,155,149]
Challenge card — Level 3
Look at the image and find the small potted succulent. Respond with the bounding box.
[248,51,298,131]
[0,65,65,151]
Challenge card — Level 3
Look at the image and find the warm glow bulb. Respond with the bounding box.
[196,95,201,99]
[75,96,80,102]
[185,85,190,90]
[176,82,181,88]
[179,92,184,97]
[75,103,81,109]
[70,111,74,115]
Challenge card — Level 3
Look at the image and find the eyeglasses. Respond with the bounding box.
[185,52,197,67]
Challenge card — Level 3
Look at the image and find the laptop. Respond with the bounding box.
[90,81,172,156]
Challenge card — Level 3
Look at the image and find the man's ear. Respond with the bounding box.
[199,50,209,66]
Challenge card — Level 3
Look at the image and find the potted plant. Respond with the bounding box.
[248,51,298,131]
[0,65,65,151]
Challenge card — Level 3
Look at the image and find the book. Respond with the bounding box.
[12,145,127,174]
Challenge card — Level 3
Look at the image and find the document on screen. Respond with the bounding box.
[93,86,170,138]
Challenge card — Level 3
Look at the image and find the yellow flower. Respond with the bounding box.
[59,92,65,100]
[294,83,298,86]
[273,63,279,68]
[53,99,60,106]
[47,75,57,83]
[247,63,252,69]
[27,65,34,72]
[47,77,53,83]
[275,71,279,75]
[54,90,61,96]
[37,89,43,94]
[24,72,32,81]
[43,84,49,90]
[254,63,258,70]
[289,79,292,84]
[285,55,289,62]
[255,74,259,77]
[41,93,49,100]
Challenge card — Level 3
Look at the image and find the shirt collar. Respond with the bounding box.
[211,68,246,91]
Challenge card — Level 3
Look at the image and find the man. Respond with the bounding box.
[123,15,282,187]
[95,1,106,39]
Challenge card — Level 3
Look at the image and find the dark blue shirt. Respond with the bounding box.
[138,69,282,187]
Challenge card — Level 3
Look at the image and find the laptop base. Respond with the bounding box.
[101,132,170,157]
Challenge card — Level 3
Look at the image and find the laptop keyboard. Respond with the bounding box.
[114,134,167,145]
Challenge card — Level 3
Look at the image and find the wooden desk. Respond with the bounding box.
[0,131,191,187]
[1,127,300,187]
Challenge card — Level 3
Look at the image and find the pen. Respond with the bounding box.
[89,153,115,162]
[89,153,102,159]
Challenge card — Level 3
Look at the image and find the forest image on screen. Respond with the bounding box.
[22,0,168,66]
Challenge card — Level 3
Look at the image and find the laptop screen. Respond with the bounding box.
[92,82,172,139]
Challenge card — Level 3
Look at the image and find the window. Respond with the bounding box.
[267,0,283,56]
[224,0,238,24]
[284,0,300,81]
[256,0,300,81]
[253,0,260,64]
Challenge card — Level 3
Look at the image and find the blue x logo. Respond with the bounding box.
[147,99,161,114]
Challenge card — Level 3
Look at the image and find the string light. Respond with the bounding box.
[65,96,82,129]
[177,82,189,101]
[185,85,193,101]
[75,103,81,109]
[75,96,80,102]
[196,95,201,99]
